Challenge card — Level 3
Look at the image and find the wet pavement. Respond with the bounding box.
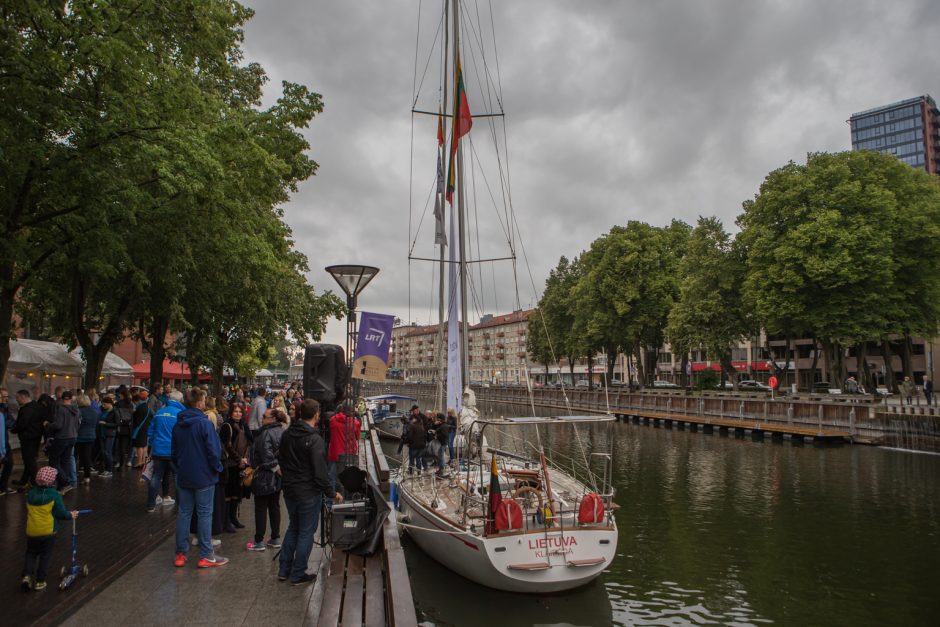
[2,458,328,626]
[2,463,176,626]
[61,525,328,627]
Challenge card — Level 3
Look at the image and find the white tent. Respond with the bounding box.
[4,340,133,395]
[8,338,83,376]
[256,368,274,378]
[70,348,133,377]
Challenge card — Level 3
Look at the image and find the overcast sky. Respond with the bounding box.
[240,0,939,349]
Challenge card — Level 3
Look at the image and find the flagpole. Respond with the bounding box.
[454,0,470,391]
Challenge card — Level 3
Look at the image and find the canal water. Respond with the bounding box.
[383,399,940,626]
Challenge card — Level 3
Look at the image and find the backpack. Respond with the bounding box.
[115,403,134,435]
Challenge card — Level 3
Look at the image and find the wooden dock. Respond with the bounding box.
[314,428,417,627]
[616,409,850,443]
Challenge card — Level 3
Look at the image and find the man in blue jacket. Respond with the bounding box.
[146,390,184,512]
[171,388,227,568]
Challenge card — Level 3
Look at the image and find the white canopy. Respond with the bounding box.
[8,339,83,375]
[70,348,133,376]
[256,368,274,377]
[6,339,133,377]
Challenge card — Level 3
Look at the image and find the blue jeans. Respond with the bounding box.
[102,435,115,472]
[408,447,426,471]
[327,461,337,496]
[148,458,175,508]
[176,484,214,558]
[447,429,456,461]
[68,451,77,486]
[279,494,322,581]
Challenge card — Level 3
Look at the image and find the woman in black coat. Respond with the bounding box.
[219,403,250,531]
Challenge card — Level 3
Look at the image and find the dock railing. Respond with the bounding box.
[364,382,940,451]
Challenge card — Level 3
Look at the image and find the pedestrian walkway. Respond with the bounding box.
[1,465,176,627]
[61,521,328,627]
[0,459,330,627]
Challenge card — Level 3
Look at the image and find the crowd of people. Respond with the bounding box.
[0,382,357,591]
[397,404,458,477]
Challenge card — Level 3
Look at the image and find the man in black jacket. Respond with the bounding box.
[48,391,80,492]
[277,399,342,585]
[12,390,44,487]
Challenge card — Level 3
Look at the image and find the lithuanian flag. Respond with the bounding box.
[485,454,502,535]
[446,52,472,204]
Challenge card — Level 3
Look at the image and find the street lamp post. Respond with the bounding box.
[325,265,380,396]
[325,264,379,476]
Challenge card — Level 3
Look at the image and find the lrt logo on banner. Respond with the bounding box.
[352,312,395,382]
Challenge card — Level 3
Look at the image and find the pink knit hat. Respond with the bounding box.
[35,466,58,487]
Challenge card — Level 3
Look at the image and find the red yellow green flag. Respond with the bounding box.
[437,108,445,147]
[485,454,502,535]
[446,53,472,204]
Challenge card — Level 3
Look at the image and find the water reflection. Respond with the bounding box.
[392,398,940,626]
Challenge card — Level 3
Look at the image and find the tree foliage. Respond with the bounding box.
[0,1,344,388]
[667,216,751,386]
[738,151,940,386]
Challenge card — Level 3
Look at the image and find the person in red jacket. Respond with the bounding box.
[327,404,360,499]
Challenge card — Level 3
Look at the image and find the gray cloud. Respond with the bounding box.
[240,0,940,345]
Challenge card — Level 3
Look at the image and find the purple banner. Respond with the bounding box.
[352,311,395,381]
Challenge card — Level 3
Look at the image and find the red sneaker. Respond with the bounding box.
[174,553,187,568]
[197,555,229,568]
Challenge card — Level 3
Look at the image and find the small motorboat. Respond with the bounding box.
[366,394,416,440]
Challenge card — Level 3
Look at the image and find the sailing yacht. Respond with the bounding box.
[397,0,619,593]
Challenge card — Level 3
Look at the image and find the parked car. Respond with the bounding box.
[652,380,681,389]
[714,381,734,390]
[812,381,834,393]
[574,379,590,389]
[739,380,772,392]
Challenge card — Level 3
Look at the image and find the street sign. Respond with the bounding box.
[768,375,779,389]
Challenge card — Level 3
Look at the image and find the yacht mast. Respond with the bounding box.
[435,0,450,411]
[454,0,470,389]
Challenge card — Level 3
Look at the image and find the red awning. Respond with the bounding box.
[132,359,211,381]
[691,363,721,372]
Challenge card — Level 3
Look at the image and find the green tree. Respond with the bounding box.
[667,217,752,388]
[525,308,555,384]
[536,256,583,383]
[738,151,940,388]
[0,0,255,383]
[572,221,690,387]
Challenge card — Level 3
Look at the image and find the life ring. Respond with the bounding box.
[512,485,544,511]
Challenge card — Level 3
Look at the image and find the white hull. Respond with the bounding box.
[398,477,617,593]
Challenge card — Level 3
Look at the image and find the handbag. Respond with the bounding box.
[241,466,254,487]
[141,458,154,482]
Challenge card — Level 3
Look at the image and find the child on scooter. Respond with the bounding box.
[22,466,78,591]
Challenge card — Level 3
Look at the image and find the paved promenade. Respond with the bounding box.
[1,459,328,626]
[61,525,328,627]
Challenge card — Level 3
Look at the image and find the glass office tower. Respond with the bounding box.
[849,95,939,174]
